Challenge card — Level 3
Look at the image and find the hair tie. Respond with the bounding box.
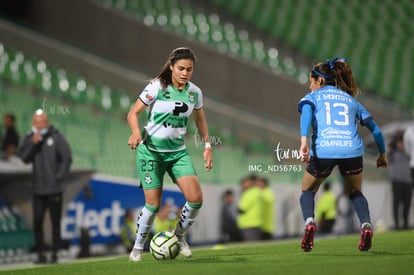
[326,57,347,69]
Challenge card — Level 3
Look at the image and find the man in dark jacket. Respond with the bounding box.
[18,109,72,264]
[220,189,242,243]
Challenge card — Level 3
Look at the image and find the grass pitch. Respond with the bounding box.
[2,230,413,275]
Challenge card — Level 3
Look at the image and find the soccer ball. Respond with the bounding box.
[150,231,180,260]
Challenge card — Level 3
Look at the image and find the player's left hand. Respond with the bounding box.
[203,149,213,171]
[376,153,388,168]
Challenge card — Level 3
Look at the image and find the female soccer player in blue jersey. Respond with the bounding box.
[298,57,387,252]
[127,47,213,261]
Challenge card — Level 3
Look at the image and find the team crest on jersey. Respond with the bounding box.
[144,173,152,184]
[188,91,195,103]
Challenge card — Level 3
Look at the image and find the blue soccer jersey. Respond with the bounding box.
[298,85,373,158]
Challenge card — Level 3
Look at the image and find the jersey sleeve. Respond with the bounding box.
[356,101,373,126]
[138,81,159,106]
[366,120,386,153]
[194,88,204,110]
[298,93,315,113]
[300,104,313,136]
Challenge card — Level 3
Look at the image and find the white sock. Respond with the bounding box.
[361,222,372,229]
[133,206,157,250]
[305,217,314,226]
[175,202,201,236]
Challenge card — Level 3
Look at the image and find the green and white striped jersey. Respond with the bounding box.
[139,79,203,152]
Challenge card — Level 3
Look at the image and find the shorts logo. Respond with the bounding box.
[144,174,152,184]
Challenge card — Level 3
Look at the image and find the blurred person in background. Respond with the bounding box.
[1,113,20,159]
[153,200,180,233]
[389,130,412,230]
[127,47,213,261]
[220,189,242,243]
[315,181,336,233]
[121,209,136,253]
[298,57,387,252]
[18,109,72,264]
[237,175,263,242]
[255,176,275,240]
[403,117,414,179]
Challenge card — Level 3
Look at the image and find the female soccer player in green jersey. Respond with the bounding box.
[127,47,213,261]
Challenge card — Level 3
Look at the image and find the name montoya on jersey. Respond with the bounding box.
[298,85,372,158]
[139,80,203,152]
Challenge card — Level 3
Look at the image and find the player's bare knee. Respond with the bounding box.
[145,197,161,208]
[186,191,203,204]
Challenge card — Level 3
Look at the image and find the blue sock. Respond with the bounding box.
[349,191,371,225]
[300,191,315,222]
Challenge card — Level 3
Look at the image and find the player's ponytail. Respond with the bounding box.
[156,47,196,88]
[329,57,360,97]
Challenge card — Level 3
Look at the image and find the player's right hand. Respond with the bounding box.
[128,134,142,150]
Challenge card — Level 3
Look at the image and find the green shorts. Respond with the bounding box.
[136,143,197,189]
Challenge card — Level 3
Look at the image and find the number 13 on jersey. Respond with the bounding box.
[324,102,349,126]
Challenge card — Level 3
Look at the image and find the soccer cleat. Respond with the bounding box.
[301,222,317,252]
[176,235,192,257]
[359,223,373,251]
[129,248,143,261]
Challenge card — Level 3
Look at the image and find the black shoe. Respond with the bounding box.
[51,254,58,264]
[34,254,47,264]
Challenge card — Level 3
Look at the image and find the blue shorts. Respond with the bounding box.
[306,156,363,178]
